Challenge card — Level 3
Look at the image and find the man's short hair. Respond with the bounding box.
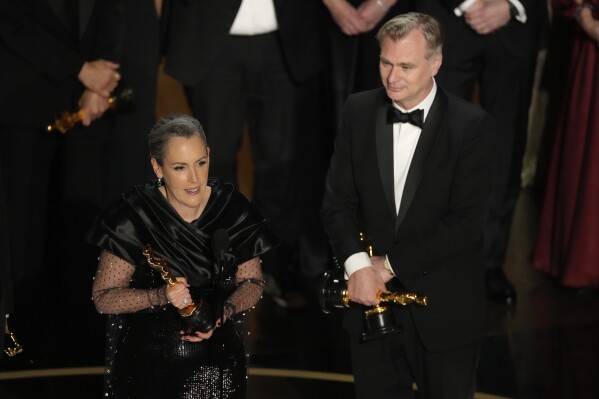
[376,12,444,59]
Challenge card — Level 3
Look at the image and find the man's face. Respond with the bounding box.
[379,29,442,110]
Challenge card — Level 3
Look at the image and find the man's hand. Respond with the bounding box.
[371,255,394,283]
[347,266,387,306]
[78,59,120,97]
[78,90,110,126]
[464,0,511,35]
[323,0,369,35]
[357,0,393,32]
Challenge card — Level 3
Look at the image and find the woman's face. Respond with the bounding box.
[151,134,210,222]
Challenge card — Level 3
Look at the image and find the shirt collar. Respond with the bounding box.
[392,79,437,123]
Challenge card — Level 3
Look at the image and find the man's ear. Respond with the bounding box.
[431,53,442,77]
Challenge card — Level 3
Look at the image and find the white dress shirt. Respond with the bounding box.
[344,81,438,278]
[229,0,278,35]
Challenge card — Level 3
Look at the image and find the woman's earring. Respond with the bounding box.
[157,177,165,187]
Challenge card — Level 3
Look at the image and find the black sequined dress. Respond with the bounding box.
[87,178,277,398]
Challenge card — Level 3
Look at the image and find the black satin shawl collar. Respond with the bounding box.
[87,178,278,287]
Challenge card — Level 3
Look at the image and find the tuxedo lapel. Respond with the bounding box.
[375,100,397,220]
[396,89,448,230]
[79,0,96,38]
[44,0,77,35]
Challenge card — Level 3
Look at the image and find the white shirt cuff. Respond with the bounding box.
[344,252,372,279]
[454,0,477,17]
[454,0,527,23]
[508,0,527,23]
[384,255,396,276]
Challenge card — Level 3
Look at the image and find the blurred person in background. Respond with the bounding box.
[532,0,599,292]
[0,0,122,365]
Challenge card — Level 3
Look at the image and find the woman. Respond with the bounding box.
[87,115,278,398]
[532,0,599,289]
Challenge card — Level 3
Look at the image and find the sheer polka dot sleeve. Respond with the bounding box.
[92,250,169,314]
[224,256,265,318]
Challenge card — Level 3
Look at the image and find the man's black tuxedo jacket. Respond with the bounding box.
[164,0,322,86]
[0,0,123,129]
[321,87,496,351]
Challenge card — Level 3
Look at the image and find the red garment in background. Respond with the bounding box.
[532,0,599,288]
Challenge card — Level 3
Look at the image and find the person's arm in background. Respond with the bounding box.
[571,0,599,40]
[78,0,125,125]
[0,0,86,85]
[356,0,398,31]
[322,0,370,35]
[0,0,121,126]
[0,0,120,97]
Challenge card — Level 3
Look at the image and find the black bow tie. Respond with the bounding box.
[387,107,424,129]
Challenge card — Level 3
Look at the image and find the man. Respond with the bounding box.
[164,0,323,304]
[414,0,549,304]
[321,13,495,398]
[0,0,122,366]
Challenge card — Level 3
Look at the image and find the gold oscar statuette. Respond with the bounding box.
[46,87,134,134]
[319,232,428,341]
[142,245,215,333]
[3,331,23,357]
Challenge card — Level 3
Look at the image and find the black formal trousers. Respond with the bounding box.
[351,306,480,399]
[0,121,112,365]
[436,35,537,272]
[185,32,314,256]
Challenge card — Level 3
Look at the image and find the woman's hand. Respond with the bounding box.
[180,318,225,342]
[166,277,192,309]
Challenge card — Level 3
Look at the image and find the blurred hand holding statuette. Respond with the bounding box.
[46,86,134,134]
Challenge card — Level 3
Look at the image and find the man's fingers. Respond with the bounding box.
[80,110,91,126]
